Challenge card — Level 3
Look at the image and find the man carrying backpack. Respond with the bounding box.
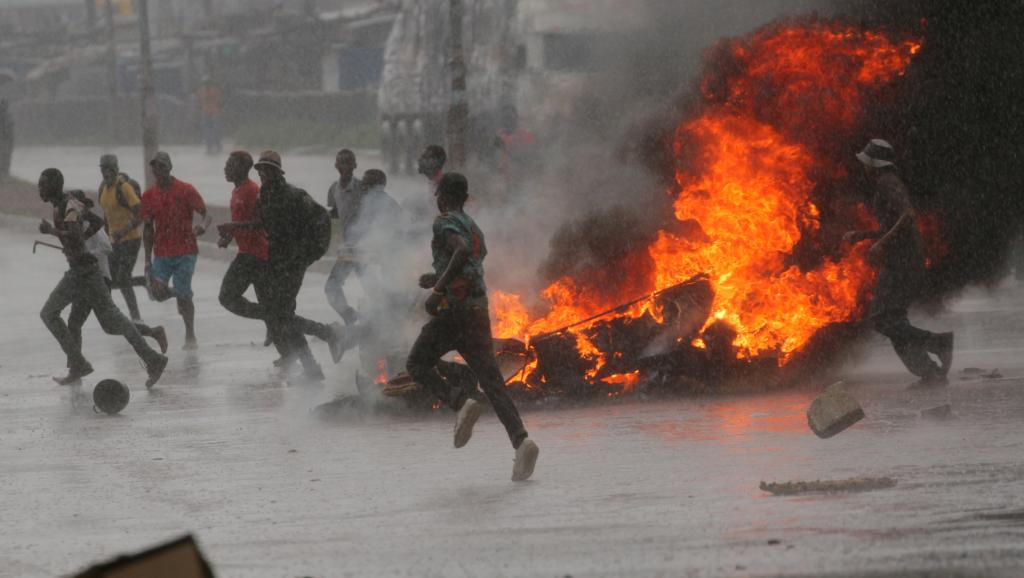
[98,154,145,322]
[251,150,347,383]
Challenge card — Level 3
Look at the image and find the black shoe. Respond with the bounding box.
[145,354,168,388]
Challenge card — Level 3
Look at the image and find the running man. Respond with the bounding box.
[249,150,347,383]
[406,173,539,481]
[845,139,954,385]
[97,154,145,321]
[65,189,168,359]
[215,151,275,347]
[37,169,167,387]
[140,151,211,350]
[324,148,362,323]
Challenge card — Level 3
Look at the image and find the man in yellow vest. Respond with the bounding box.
[98,154,144,321]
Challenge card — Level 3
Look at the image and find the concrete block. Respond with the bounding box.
[807,381,865,438]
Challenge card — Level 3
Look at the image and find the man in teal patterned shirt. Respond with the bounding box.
[406,172,539,481]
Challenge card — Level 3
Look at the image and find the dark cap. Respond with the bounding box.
[149,151,172,169]
[254,150,285,173]
[99,154,119,168]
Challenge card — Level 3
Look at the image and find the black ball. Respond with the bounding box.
[93,379,130,415]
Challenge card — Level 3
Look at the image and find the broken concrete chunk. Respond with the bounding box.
[806,381,865,438]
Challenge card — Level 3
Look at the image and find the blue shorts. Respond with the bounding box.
[151,254,197,299]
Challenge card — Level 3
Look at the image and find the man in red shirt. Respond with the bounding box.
[141,151,212,350]
[216,151,274,341]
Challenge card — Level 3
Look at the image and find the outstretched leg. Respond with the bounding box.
[406,314,464,410]
[85,267,166,386]
[325,260,358,324]
[40,271,91,380]
[456,309,528,449]
[872,308,940,379]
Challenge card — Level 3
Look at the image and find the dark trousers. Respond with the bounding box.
[325,258,381,323]
[407,307,527,447]
[870,267,940,378]
[219,253,273,325]
[108,238,142,320]
[264,261,332,369]
[41,265,161,370]
[67,280,158,364]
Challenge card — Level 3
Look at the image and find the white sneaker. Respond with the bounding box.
[512,438,539,481]
[453,399,481,448]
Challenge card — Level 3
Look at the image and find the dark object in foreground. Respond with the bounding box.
[806,381,865,438]
[760,477,897,496]
[71,533,215,577]
[32,239,63,253]
[93,378,130,415]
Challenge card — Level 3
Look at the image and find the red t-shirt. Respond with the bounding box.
[230,179,269,261]
[140,177,206,258]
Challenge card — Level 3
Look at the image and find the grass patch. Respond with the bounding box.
[233,117,380,152]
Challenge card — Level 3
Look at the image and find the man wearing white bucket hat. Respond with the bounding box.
[845,139,954,386]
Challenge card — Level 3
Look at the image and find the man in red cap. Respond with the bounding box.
[140,151,212,350]
[845,139,954,386]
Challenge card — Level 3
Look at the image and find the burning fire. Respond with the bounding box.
[493,20,922,382]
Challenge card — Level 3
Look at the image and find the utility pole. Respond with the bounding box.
[85,0,97,29]
[446,0,468,169]
[104,0,118,142]
[138,0,159,188]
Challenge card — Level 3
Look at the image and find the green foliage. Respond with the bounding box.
[232,117,380,152]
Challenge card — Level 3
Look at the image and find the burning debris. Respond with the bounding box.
[478,20,923,399]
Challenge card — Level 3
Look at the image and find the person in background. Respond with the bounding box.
[324,149,362,323]
[493,104,536,198]
[197,76,223,155]
[97,154,145,321]
[417,144,446,198]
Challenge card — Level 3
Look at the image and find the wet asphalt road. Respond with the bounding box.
[1,225,1024,578]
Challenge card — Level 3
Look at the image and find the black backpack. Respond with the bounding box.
[298,190,332,264]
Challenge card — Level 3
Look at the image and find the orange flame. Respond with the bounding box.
[493,21,921,377]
